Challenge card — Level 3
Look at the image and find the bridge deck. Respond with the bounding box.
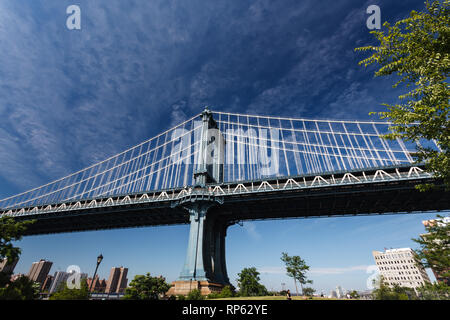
[2,165,449,235]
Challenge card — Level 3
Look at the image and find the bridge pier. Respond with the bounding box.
[168,199,232,296]
[167,108,231,296]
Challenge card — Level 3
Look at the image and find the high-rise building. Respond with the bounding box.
[329,290,337,298]
[87,275,107,293]
[49,271,70,294]
[336,286,345,299]
[0,257,19,274]
[27,259,53,287]
[48,270,88,294]
[105,267,128,294]
[42,275,54,292]
[373,248,431,293]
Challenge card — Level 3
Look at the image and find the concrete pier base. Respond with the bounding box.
[167,280,224,296]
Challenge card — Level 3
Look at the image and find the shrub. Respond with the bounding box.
[206,292,220,299]
[219,286,234,298]
[186,289,204,300]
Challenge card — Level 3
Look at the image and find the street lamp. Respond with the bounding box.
[89,254,103,294]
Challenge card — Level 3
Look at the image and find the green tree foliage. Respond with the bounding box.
[0,216,34,264]
[49,279,90,300]
[416,281,450,299]
[281,252,312,296]
[236,267,268,297]
[412,215,449,283]
[0,216,36,300]
[349,290,360,299]
[207,285,235,299]
[219,285,234,298]
[372,277,416,300]
[186,289,204,300]
[122,273,170,300]
[303,287,315,297]
[355,0,450,189]
[0,275,40,300]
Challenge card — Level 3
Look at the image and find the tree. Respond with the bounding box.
[236,267,268,297]
[355,0,450,189]
[49,279,90,300]
[281,252,312,296]
[0,275,40,300]
[122,273,170,300]
[218,285,234,298]
[412,215,449,283]
[349,290,360,299]
[0,216,34,265]
[0,216,36,300]
[207,285,236,299]
[303,287,315,297]
[416,281,450,299]
[372,277,415,300]
[186,289,204,300]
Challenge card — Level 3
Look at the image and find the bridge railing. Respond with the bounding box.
[0,166,432,218]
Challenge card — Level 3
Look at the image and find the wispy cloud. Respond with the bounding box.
[258,265,369,275]
[0,0,425,197]
[258,266,285,274]
[243,222,262,241]
[309,265,369,275]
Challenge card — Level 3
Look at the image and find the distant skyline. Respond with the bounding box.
[0,0,447,294]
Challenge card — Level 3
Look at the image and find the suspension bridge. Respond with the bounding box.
[1,108,448,294]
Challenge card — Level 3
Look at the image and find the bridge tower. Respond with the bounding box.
[168,107,230,296]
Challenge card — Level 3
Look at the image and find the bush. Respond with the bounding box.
[0,274,40,300]
[177,294,185,300]
[372,280,416,300]
[186,289,204,300]
[206,292,220,299]
[206,286,235,299]
[219,285,234,298]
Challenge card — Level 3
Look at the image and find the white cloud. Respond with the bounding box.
[243,222,262,240]
[258,266,285,274]
[258,265,370,275]
[309,265,369,275]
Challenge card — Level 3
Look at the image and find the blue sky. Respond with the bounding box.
[0,0,446,294]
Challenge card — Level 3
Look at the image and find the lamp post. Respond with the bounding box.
[89,254,103,296]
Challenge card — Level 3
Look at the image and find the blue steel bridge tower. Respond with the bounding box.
[169,108,231,295]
